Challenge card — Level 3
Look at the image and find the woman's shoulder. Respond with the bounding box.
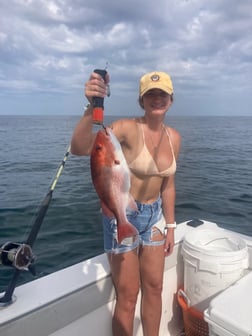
[112,117,138,128]
[165,125,181,157]
[165,124,181,140]
[111,118,139,141]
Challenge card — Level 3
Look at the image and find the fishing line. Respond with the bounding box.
[0,144,71,305]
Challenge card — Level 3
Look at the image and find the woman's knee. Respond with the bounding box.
[143,280,163,298]
[116,286,139,310]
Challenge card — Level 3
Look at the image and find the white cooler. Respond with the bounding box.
[204,271,252,336]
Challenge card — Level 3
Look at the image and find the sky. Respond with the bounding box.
[0,0,252,116]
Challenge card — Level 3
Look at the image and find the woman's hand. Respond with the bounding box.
[164,229,175,256]
[85,71,110,103]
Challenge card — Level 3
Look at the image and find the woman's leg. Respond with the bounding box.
[108,248,140,336]
[139,230,165,336]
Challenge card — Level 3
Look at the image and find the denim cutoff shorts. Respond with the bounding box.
[102,197,166,254]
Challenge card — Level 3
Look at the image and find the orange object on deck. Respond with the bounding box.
[177,289,209,336]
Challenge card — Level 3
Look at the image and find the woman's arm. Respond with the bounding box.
[161,127,181,255]
[161,175,176,256]
[70,104,96,156]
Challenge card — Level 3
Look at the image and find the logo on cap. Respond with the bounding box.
[150,74,160,82]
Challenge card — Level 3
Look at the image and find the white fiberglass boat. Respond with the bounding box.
[1,219,252,336]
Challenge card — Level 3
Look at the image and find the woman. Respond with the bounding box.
[71,71,181,336]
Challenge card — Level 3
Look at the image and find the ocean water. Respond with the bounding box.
[0,115,252,292]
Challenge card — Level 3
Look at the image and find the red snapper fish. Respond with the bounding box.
[90,127,138,244]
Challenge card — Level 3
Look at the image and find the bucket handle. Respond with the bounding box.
[178,288,191,308]
[203,236,236,247]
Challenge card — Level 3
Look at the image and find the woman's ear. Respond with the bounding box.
[138,96,144,109]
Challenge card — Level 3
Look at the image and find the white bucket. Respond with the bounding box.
[182,227,249,311]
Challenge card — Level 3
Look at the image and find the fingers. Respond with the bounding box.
[164,229,175,256]
[85,72,110,102]
[164,246,173,257]
[164,239,174,256]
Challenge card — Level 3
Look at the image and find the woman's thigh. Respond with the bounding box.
[139,242,165,290]
[108,248,141,297]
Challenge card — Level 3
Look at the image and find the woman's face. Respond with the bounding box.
[142,89,172,115]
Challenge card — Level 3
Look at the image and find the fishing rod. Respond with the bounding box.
[0,145,71,306]
[0,67,109,306]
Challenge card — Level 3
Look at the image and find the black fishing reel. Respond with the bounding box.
[0,242,35,271]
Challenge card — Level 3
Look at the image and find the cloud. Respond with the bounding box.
[0,0,251,115]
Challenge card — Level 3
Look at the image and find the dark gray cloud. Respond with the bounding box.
[0,0,251,115]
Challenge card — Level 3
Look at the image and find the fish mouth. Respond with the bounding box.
[102,125,113,136]
[102,124,107,132]
[102,124,111,135]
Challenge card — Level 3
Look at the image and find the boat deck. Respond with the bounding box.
[1,220,252,336]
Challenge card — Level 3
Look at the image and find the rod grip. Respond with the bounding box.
[92,69,107,124]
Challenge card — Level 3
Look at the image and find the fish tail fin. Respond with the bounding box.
[117,221,138,245]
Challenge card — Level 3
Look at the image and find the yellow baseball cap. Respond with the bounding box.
[139,71,173,97]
